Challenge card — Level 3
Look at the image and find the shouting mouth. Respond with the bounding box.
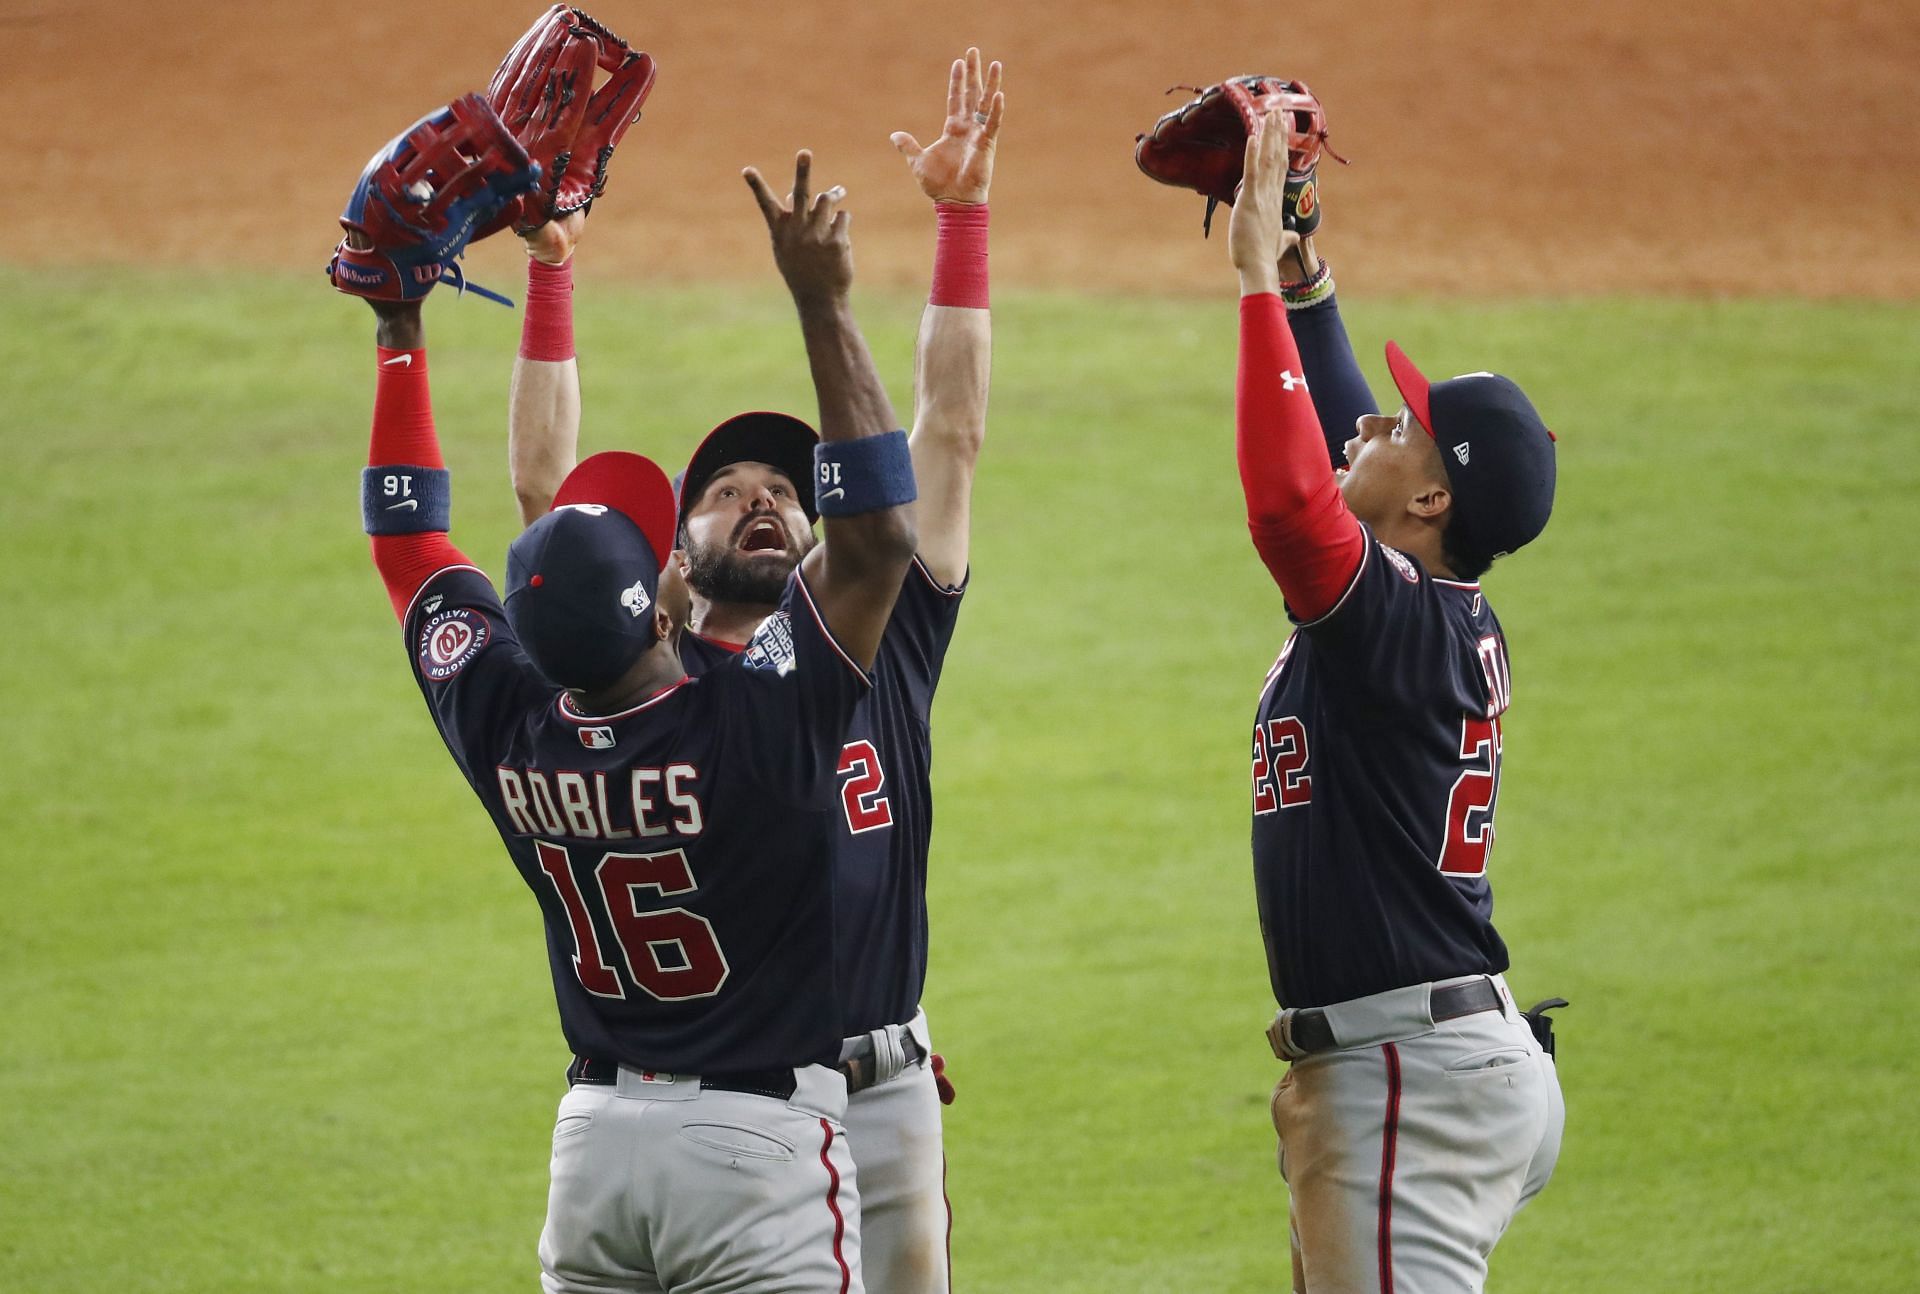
[736,516,789,555]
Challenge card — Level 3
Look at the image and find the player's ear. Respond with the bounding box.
[1407,481,1451,521]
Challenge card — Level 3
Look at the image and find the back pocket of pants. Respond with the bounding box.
[679,1120,796,1162]
[1444,1046,1531,1079]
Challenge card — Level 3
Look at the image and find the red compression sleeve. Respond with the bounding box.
[368,347,470,621]
[1236,293,1366,620]
[930,203,989,309]
[519,257,576,361]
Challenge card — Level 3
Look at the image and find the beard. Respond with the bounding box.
[683,539,801,607]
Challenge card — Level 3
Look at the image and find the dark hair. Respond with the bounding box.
[1440,514,1495,582]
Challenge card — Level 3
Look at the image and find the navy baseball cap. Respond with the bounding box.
[1385,342,1557,562]
[676,411,821,533]
[505,452,679,691]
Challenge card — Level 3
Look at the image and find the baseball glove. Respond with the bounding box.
[1135,76,1347,237]
[328,93,539,303]
[481,5,657,235]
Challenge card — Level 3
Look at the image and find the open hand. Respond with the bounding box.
[744,150,853,307]
[890,48,1003,205]
[520,209,587,266]
[1228,107,1300,292]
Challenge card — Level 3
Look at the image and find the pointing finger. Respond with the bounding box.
[791,149,812,214]
[742,166,782,222]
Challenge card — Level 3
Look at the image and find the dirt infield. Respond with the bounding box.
[5,1,1916,297]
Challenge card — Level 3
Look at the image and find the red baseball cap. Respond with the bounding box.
[552,451,679,567]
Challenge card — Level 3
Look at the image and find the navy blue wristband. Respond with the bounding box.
[813,430,917,517]
[362,466,452,534]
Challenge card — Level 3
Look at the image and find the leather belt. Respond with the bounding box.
[567,1035,927,1100]
[568,1056,798,1101]
[839,1029,927,1096]
[1283,977,1503,1057]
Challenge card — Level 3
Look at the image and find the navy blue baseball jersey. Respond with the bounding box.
[1251,526,1514,1008]
[404,562,870,1073]
[680,556,965,1035]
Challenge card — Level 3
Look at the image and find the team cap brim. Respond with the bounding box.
[1384,341,1436,440]
[552,451,679,568]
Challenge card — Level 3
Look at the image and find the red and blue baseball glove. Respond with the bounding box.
[481,5,657,236]
[328,93,539,303]
[1135,76,1347,237]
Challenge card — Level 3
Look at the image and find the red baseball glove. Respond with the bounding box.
[482,6,657,236]
[1135,76,1346,237]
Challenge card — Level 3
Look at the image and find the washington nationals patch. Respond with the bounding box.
[418,608,492,681]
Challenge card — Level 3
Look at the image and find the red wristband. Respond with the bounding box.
[519,257,575,362]
[930,202,989,309]
[371,348,441,469]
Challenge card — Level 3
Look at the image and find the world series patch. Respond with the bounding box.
[417,607,491,681]
[742,611,797,677]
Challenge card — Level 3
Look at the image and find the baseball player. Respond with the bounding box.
[353,149,916,1292]
[503,50,1003,1294]
[1226,110,1565,1291]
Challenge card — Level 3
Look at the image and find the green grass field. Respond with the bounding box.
[3,265,1916,1291]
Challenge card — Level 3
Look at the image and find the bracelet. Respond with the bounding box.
[1280,258,1335,311]
[813,430,917,517]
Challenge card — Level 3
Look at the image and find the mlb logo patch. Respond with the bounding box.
[579,726,616,750]
[417,608,490,681]
[742,611,798,677]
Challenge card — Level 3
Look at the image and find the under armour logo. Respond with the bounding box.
[1279,369,1309,393]
[1453,443,1471,466]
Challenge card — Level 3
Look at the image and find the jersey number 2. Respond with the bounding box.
[534,842,730,1001]
[837,740,894,834]
[1438,717,1502,877]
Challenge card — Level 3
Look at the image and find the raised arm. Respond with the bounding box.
[744,151,917,668]
[361,300,476,620]
[890,48,1003,587]
[506,212,586,525]
[1228,112,1365,620]
[1280,236,1379,467]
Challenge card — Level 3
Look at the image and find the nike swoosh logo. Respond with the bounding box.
[381,354,414,367]
[818,488,845,501]
[386,499,419,511]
